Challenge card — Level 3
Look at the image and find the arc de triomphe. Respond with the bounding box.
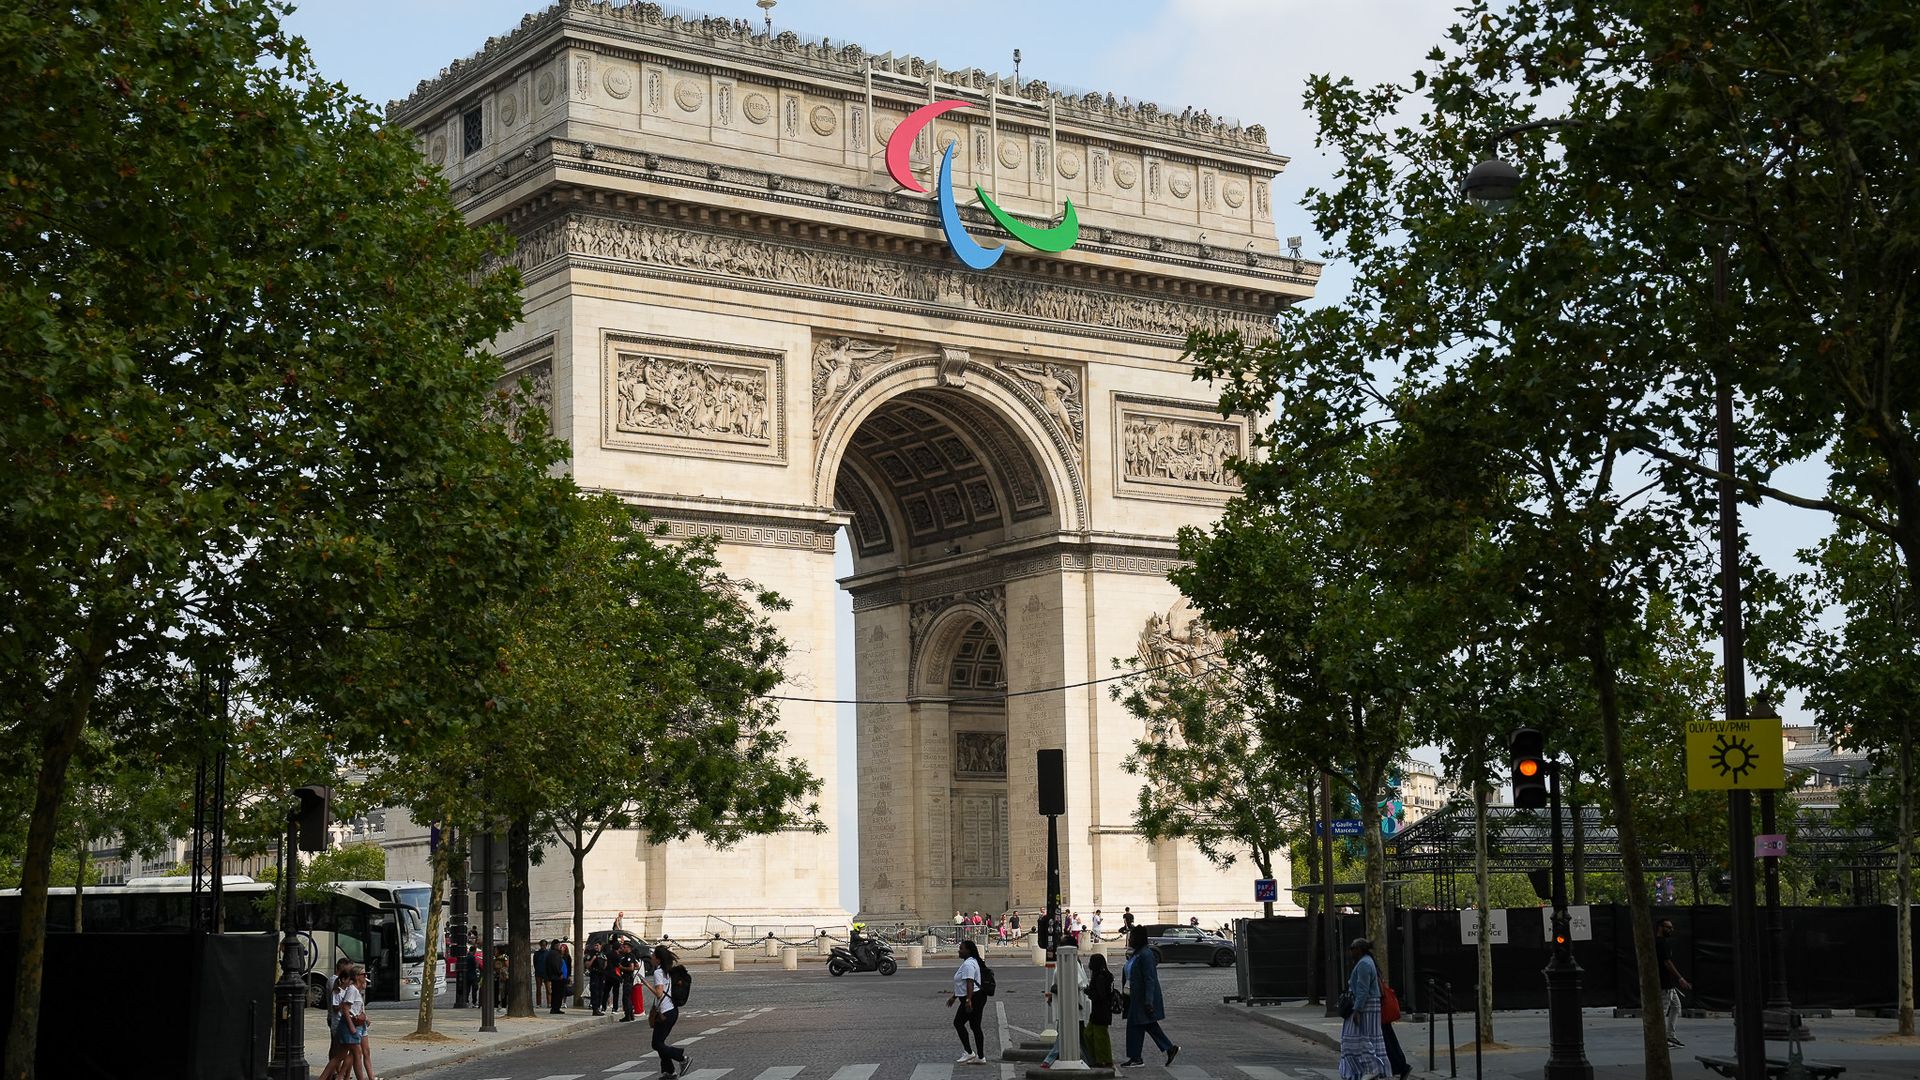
[384,1,1315,937]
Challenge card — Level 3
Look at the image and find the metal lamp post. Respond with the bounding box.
[1466,125,1768,1080]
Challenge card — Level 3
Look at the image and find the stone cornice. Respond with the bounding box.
[463,138,1321,290]
[491,208,1288,349]
[843,537,1186,612]
[390,1,1281,160]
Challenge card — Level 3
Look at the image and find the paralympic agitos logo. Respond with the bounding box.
[886,100,1080,271]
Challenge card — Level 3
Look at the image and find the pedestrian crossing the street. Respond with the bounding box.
[475,1063,1357,1080]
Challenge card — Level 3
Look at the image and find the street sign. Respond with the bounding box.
[1331,819,1365,837]
[1542,905,1594,942]
[1460,908,1509,945]
[1754,833,1787,858]
[1254,878,1278,903]
[1685,718,1784,790]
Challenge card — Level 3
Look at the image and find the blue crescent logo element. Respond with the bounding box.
[886,99,1081,270]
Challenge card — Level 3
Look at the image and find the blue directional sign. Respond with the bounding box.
[1254,878,1278,903]
[1331,819,1365,837]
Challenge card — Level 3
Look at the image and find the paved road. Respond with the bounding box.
[406,962,1342,1080]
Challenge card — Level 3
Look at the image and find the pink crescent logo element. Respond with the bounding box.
[885,98,1081,271]
[886,100,972,193]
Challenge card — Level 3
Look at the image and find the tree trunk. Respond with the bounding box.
[4,683,100,1080]
[1897,718,1914,1037]
[572,830,586,1008]
[1592,632,1672,1080]
[1475,779,1495,1044]
[507,814,533,1017]
[412,813,451,1037]
[1357,758,1388,987]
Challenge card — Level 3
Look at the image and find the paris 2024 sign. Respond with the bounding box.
[885,100,1081,271]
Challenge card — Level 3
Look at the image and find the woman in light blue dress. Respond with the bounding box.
[1338,937,1392,1080]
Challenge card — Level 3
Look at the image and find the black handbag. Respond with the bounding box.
[1337,991,1355,1020]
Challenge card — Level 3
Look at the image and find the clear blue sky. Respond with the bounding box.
[284,2,1829,913]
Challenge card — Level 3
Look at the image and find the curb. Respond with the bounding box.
[1216,1002,1339,1051]
[378,1014,611,1078]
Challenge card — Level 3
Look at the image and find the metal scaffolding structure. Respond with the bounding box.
[1384,801,1900,909]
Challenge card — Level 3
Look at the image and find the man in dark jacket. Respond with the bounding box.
[546,941,570,1013]
[614,942,641,1023]
[533,941,549,1009]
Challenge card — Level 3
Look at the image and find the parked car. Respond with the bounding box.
[584,928,657,974]
[1137,923,1236,966]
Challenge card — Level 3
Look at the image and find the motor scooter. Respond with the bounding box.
[827,937,898,976]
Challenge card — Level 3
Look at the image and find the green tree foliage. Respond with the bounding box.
[0,3,572,1072]
[1116,646,1304,918]
[1167,433,1463,984]
[1750,518,1919,1033]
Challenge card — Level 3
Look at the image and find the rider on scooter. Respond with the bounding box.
[848,922,876,969]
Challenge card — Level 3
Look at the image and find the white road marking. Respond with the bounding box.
[679,1036,705,1045]
[698,1028,728,1036]
[828,1067,879,1080]
[1168,1067,1213,1080]
[749,1068,805,1080]
[678,1071,734,1080]
[910,1064,955,1080]
[1236,1067,1292,1080]
[531,1075,586,1080]
[723,1018,747,1026]
[604,1064,642,1073]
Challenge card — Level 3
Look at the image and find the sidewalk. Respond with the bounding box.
[302,1007,606,1078]
[1220,1001,1920,1078]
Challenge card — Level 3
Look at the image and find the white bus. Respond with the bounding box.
[1,875,431,1006]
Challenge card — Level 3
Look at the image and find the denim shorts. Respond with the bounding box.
[338,1022,364,1047]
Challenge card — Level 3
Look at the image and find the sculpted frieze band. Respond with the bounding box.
[614,354,771,445]
[507,214,1276,342]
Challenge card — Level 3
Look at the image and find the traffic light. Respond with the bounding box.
[1509,727,1549,809]
[293,784,332,852]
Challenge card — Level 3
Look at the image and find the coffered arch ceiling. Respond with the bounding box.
[831,389,1054,565]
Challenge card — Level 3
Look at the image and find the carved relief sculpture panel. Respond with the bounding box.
[1112,393,1244,502]
[602,331,786,464]
[495,358,553,439]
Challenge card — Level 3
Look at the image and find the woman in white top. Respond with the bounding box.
[947,939,987,1064]
[648,945,689,1078]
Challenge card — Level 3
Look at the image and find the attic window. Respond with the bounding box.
[462,107,483,156]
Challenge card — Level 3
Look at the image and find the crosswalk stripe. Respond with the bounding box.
[605,1064,643,1073]
[699,1028,728,1036]
[1236,1067,1291,1080]
[531,1075,586,1080]
[679,1070,734,1080]
[828,1066,879,1080]
[1168,1066,1213,1080]
[680,1036,705,1045]
[909,1064,954,1080]
[750,1068,804,1080]
[605,1074,647,1080]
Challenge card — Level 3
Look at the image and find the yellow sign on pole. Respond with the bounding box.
[1685,719,1784,790]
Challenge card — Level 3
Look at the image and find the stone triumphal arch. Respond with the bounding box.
[384,1,1316,936]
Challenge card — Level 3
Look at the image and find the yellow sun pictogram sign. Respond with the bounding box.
[1685,719,1784,790]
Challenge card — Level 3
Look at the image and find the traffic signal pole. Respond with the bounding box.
[1544,761,1593,1080]
[1512,729,1592,1079]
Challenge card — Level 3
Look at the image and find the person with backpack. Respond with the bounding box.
[1083,953,1117,1068]
[647,944,692,1078]
[947,938,990,1064]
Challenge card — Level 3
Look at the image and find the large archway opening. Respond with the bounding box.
[824,380,1071,921]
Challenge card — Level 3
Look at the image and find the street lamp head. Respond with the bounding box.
[1462,157,1522,211]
